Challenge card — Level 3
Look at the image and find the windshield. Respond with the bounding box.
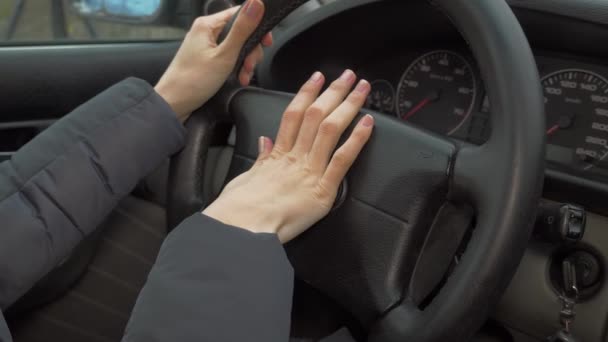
[0,0,337,44]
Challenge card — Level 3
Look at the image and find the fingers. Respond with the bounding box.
[292,69,357,154]
[262,32,273,47]
[309,79,371,170]
[244,45,264,73]
[219,0,265,58]
[321,115,375,192]
[239,45,264,86]
[192,6,239,41]
[273,71,325,153]
[206,6,240,26]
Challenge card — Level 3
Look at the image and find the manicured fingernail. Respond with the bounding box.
[310,71,323,83]
[356,80,370,93]
[246,0,261,18]
[362,114,375,127]
[258,136,266,154]
[340,69,355,82]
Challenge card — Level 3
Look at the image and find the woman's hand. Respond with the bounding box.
[203,70,374,243]
[155,0,272,122]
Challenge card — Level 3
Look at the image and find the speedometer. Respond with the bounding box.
[543,69,608,173]
[396,50,477,135]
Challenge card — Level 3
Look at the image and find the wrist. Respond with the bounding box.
[202,202,283,238]
[154,80,190,123]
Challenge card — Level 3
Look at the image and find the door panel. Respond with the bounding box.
[0,119,54,160]
[0,42,179,123]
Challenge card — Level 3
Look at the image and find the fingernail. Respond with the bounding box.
[246,0,261,18]
[258,136,266,154]
[362,114,374,127]
[355,80,370,93]
[340,69,355,82]
[310,71,323,83]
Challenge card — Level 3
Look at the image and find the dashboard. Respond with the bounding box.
[358,49,608,184]
[254,1,608,340]
[257,0,608,208]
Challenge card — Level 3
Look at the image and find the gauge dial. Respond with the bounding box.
[396,50,477,135]
[543,69,608,172]
[366,80,395,113]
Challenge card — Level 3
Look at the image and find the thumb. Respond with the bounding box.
[219,0,265,57]
[257,136,274,162]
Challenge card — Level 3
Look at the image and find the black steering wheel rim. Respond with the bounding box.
[168,1,545,341]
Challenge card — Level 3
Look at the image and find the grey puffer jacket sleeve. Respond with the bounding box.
[0,78,186,311]
[0,312,9,342]
[122,214,295,342]
[122,214,356,342]
[0,77,355,342]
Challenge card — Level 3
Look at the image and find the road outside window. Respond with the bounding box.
[0,0,185,44]
[0,0,341,45]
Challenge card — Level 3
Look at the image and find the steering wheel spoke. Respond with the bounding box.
[450,143,506,210]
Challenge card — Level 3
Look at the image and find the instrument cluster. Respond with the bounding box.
[360,49,608,183]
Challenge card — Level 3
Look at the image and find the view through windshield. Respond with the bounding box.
[0,0,336,44]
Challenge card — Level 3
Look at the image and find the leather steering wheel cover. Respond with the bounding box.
[167,109,233,230]
[369,1,545,341]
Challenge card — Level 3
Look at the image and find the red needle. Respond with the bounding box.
[546,124,560,136]
[402,98,432,121]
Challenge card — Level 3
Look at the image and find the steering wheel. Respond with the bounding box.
[168,0,545,341]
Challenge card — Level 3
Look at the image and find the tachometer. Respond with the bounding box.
[543,69,608,172]
[396,50,477,135]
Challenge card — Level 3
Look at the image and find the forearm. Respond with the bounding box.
[0,78,185,309]
[123,214,294,342]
